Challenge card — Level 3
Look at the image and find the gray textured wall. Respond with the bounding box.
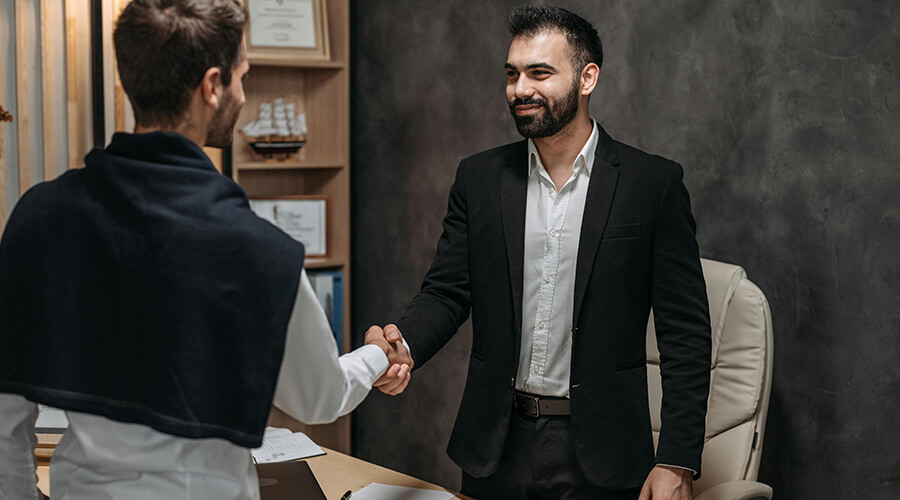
[350,1,900,499]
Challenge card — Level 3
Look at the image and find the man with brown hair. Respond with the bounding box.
[0,1,410,498]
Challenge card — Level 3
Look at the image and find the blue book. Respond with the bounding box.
[307,270,343,352]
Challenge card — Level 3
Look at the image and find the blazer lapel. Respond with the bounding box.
[501,142,528,346]
[573,127,621,328]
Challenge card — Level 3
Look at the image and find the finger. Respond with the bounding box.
[380,364,409,393]
[373,364,401,387]
[383,324,402,343]
[365,325,384,343]
[386,365,411,395]
[381,364,408,393]
[388,370,411,395]
[637,483,651,500]
[375,372,401,394]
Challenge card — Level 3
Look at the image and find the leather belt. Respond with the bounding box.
[513,391,571,417]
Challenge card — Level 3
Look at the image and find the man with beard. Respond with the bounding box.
[0,1,410,498]
[379,6,711,500]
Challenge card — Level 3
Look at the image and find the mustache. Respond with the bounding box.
[509,97,547,108]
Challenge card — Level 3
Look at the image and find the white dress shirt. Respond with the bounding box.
[516,120,599,397]
[0,268,388,500]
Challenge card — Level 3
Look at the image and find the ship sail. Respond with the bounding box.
[241,98,307,141]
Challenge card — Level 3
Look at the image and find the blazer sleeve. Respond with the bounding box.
[396,159,472,367]
[650,163,712,476]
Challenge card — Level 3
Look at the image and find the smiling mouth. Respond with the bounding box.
[515,104,542,115]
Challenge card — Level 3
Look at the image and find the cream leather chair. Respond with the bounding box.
[647,258,774,500]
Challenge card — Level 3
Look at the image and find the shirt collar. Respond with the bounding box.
[527,119,600,178]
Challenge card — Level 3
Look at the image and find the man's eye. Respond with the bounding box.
[506,71,518,78]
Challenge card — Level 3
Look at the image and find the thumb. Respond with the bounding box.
[638,482,651,500]
[384,323,403,343]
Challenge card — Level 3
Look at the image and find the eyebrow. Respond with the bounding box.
[505,62,557,71]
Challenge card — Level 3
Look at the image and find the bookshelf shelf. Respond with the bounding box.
[304,257,347,269]
[233,0,353,454]
[239,160,345,171]
[247,55,346,70]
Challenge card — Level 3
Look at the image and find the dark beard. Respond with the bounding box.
[509,78,580,139]
[206,91,240,148]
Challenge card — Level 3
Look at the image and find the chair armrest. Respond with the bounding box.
[694,480,773,500]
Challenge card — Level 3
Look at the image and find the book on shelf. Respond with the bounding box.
[306,270,343,352]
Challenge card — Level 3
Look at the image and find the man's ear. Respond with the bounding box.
[200,66,223,109]
[580,62,600,96]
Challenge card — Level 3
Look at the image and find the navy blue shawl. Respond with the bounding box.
[0,132,304,448]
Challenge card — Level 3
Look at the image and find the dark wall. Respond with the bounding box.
[350,1,900,499]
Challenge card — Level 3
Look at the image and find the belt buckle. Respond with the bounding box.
[529,394,540,417]
[517,392,540,418]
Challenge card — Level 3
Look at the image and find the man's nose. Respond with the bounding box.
[513,76,535,99]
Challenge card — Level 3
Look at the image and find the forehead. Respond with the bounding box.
[506,30,573,68]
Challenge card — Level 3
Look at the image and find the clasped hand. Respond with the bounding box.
[365,324,413,395]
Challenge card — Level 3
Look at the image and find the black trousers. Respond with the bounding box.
[460,411,642,500]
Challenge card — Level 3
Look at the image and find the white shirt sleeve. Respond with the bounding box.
[0,393,44,500]
[272,269,389,424]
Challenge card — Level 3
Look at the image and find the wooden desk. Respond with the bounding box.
[37,447,469,499]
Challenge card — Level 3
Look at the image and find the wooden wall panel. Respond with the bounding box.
[14,0,30,194]
[107,0,134,136]
[65,0,91,170]
[40,0,54,182]
[1,0,89,233]
[0,9,6,228]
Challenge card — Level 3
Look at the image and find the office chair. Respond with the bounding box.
[647,258,774,500]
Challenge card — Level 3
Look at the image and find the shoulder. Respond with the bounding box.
[615,141,682,174]
[8,169,86,218]
[613,140,684,189]
[461,140,525,168]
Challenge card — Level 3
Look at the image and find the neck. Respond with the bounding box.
[134,119,206,149]
[532,113,593,174]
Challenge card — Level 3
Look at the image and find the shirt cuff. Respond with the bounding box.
[656,463,699,478]
[399,337,413,365]
[342,343,390,383]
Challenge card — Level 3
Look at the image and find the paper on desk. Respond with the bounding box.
[350,483,455,500]
[252,427,325,464]
[262,426,292,439]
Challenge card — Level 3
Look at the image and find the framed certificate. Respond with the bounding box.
[246,0,330,63]
[250,196,328,257]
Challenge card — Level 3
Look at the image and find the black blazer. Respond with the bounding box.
[397,124,711,490]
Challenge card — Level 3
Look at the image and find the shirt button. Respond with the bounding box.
[550,229,558,237]
[538,321,546,329]
[533,365,540,374]
[543,275,551,283]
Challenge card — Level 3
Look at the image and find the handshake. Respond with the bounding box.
[364,324,414,396]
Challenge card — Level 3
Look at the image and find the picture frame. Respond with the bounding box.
[245,0,331,64]
[249,196,328,257]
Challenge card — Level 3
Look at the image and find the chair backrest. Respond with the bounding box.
[646,258,773,494]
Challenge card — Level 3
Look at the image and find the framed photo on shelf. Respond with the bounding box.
[245,0,330,63]
[249,196,328,257]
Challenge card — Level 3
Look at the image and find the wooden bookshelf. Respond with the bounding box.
[233,0,353,454]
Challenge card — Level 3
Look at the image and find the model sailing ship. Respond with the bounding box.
[240,97,308,160]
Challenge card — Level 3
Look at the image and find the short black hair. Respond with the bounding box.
[508,5,603,73]
[114,0,248,128]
